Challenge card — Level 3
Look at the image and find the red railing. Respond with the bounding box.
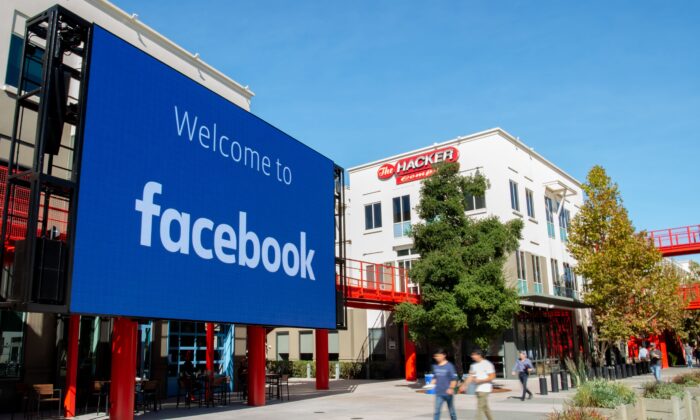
[338,258,420,310]
[0,166,69,253]
[649,226,700,257]
[680,283,700,310]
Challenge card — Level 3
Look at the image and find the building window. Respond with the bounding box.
[516,250,527,294]
[369,328,386,361]
[396,248,416,257]
[276,332,289,361]
[393,195,411,238]
[465,192,486,211]
[563,263,577,299]
[525,189,535,218]
[551,258,561,296]
[397,259,414,292]
[329,330,340,361]
[364,202,382,230]
[559,207,570,243]
[299,331,314,361]
[545,197,556,238]
[167,321,231,396]
[509,180,520,212]
[532,255,543,294]
[5,34,44,90]
[0,311,25,378]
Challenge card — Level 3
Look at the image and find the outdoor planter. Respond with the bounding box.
[595,392,696,420]
[596,402,638,420]
[641,391,695,420]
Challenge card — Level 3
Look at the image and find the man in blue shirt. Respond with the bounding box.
[431,348,458,420]
[511,351,534,401]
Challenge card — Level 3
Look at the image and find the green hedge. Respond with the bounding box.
[672,371,700,387]
[266,360,366,379]
[643,382,686,400]
[571,380,636,409]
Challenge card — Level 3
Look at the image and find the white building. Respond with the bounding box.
[345,127,592,378]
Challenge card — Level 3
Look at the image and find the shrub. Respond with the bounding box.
[565,358,590,387]
[339,361,364,379]
[547,407,609,420]
[672,371,700,387]
[267,360,366,379]
[571,380,636,409]
[668,352,678,367]
[643,381,686,399]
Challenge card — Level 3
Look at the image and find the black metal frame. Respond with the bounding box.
[334,165,348,330]
[0,6,91,312]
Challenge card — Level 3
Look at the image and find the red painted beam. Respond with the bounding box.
[247,326,266,406]
[206,323,215,373]
[404,324,416,382]
[110,318,137,420]
[315,330,329,390]
[658,244,700,257]
[64,315,80,418]
[206,323,215,402]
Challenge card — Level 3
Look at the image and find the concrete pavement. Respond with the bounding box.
[3,367,691,420]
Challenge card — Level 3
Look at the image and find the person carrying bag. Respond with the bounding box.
[511,351,534,401]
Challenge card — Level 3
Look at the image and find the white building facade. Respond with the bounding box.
[345,128,592,378]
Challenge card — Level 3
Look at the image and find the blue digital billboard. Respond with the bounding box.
[70,26,336,328]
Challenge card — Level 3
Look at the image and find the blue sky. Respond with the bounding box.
[113,1,699,247]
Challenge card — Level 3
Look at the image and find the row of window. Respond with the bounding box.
[365,195,413,238]
[364,189,487,236]
[515,250,578,298]
[510,180,570,241]
[275,330,340,361]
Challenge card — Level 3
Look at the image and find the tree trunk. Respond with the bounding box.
[598,341,609,367]
[452,339,464,375]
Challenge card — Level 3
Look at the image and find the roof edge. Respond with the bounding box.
[347,127,582,188]
[92,0,255,100]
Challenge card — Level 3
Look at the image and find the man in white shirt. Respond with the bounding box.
[460,349,496,420]
[638,344,649,374]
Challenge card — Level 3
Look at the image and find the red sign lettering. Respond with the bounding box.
[376,146,459,184]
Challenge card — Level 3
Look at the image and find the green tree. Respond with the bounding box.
[395,162,523,372]
[690,261,700,279]
[568,166,684,364]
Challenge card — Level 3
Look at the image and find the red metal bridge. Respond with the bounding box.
[339,258,420,310]
[649,226,700,257]
[649,225,700,311]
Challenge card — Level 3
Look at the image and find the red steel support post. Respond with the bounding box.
[206,323,215,373]
[660,336,669,369]
[316,329,329,390]
[64,315,80,417]
[247,325,266,406]
[404,324,417,381]
[110,318,137,420]
[206,323,215,402]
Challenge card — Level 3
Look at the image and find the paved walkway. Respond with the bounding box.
[3,367,691,420]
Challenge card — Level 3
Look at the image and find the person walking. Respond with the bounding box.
[460,349,496,420]
[430,349,458,420]
[649,342,663,382]
[511,351,534,401]
[685,342,694,368]
[638,343,649,374]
